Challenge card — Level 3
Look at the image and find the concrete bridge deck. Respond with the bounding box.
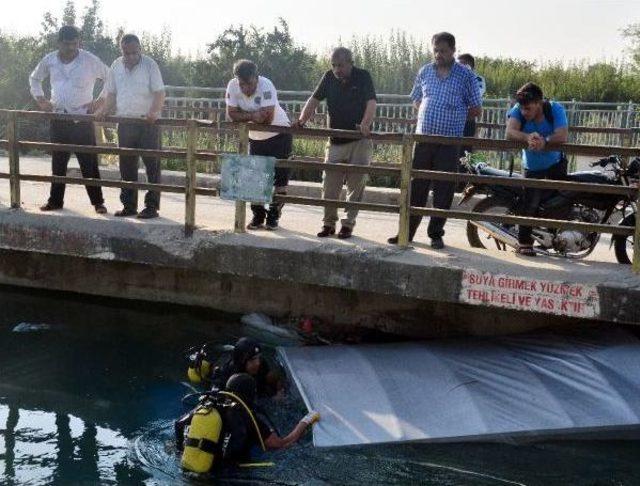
[0,156,638,337]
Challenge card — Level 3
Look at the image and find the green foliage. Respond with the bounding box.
[475,58,639,101]
[1,0,640,113]
[622,23,640,70]
[346,31,431,94]
[193,18,321,90]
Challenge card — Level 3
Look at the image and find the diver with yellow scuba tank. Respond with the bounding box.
[175,373,320,473]
[187,337,283,398]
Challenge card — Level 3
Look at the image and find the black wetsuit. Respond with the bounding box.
[211,359,274,397]
[220,405,274,462]
[175,401,274,467]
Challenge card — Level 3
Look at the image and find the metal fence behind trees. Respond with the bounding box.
[163,86,640,149]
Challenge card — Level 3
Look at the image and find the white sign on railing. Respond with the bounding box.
[219,155,275,203]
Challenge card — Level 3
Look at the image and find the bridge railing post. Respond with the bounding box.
[234,123,249,233]
[7,111,21,209]
[633,187,640,274]
[184,119,197,236]
[397,134,413,247]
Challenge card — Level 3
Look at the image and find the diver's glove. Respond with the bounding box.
[301,411,320,426]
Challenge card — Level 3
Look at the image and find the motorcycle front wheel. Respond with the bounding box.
[466,197,516,250]
[614,214,635,265]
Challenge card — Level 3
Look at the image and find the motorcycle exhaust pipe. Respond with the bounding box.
[469,220,520,249]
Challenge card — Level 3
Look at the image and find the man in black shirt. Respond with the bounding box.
[295,47,377,239]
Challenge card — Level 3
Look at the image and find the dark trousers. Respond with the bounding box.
[49,120,104,207]
[461,119,477,156]
[518,159,568,245]
[118,123,161,210]
[408,142,460,240]
[249,133,292,223]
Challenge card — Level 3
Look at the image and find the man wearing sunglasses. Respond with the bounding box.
[506,82,569,256]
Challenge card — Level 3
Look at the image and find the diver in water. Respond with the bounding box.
[175,373,319,473]
[188,337,282,397]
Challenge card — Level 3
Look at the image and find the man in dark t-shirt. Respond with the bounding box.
[295,47,377,239]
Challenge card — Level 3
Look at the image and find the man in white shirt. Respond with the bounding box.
[29,25,108,214]
[96,34,165,219]
[225,60,292,230]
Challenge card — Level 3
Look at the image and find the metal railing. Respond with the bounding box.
[163,86,640,148]
[1,109,640,272]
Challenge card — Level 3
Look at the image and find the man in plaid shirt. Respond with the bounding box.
[389,32,482,249]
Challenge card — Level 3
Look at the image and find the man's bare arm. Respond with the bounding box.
[359,99,377,136]
[546,126,568,144]
[257,106,275,125]
[295,97,320,127]
[147,90,166,122]
[94,93,116,120]
[468,106,482,119]
[227,105,256,123]
[505,116,529,142]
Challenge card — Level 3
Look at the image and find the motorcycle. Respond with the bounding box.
[459,154,639,262]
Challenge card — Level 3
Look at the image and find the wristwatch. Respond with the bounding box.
[544,135,551,144]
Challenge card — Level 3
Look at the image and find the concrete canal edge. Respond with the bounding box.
[0,209,639,338]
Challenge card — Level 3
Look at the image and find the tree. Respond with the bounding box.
[200,18,320,90]
[622,23,640,70]
[347,31,430,94]
[62,0,76,25]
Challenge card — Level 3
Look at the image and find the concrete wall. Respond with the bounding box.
[1,209,637,338]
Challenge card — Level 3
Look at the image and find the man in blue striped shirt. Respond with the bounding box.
[389,32,482,249]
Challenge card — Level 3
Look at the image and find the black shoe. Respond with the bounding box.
[114,207,138,217]
[337,226,353,239]
[137,207,159,219]
[247,216,265,230]
[94,204,108,215]
[40,202,63,212]
[317,226,336,237]
[265,218,279,231]
[430,237,445,250]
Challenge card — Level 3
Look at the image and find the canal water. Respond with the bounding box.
[1,286,639,485]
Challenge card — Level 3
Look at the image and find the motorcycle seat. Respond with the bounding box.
[566,170,617,185]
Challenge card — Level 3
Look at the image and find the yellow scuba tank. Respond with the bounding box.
[181,403,223,473]
[187,347,212,385]
[187,359,211,384]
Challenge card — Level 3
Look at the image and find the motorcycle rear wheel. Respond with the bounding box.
[466,197,515,250]
[614,214,635,265]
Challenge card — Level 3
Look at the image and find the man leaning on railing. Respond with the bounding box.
[388,32,482,250]
[29,25,109,214]
[505,82,569,257]
[294,47,377,240]
[225,60,292,231]
[95,33,166,219]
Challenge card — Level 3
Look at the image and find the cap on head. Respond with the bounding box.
[233,337,261,368]
[226,373,257,406]
[58,25,80,42]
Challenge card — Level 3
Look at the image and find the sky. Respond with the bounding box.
[0,0,638,63]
